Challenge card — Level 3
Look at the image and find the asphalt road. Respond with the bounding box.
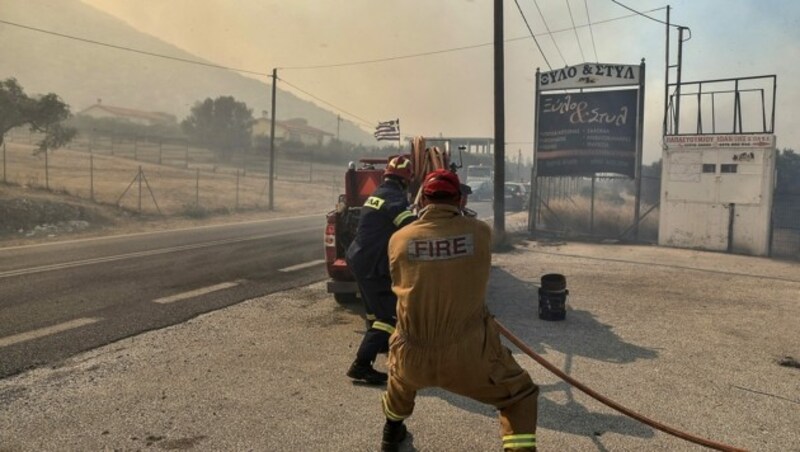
[0,214,327,378]
[0,201,500,379]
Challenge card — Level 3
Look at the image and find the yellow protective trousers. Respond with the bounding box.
[384,204,539,451]
[384,316,539,450]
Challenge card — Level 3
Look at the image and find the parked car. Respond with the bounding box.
[467,180,492,201]
[463,181,527,211]
[504,182,528,212]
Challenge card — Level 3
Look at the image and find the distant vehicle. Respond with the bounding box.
[467,180,492,201]
[466,181,527,211]
[504,182,528,212]
[466,164,493,184]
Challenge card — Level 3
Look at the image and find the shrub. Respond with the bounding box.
[181,203,209,219]
[539,196,658,241]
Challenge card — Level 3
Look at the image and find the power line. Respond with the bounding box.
[555,6,668,31]
[1,10,664,77]
[276,76,375,129]
[512,0,553,70]
[280,42,493,70]
[0,17,378,133]
[531,0,568,66]
[0,9,667,142]
[565,0,586,62]
[0,18,271,77]
[584,0,600,62]
[609,0,688,29]
[283,8,666,71]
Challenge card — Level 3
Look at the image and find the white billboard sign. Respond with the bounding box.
[664,134,775,150]
[538,63,640,91]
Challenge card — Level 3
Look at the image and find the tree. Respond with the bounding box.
[640,159,662,206]
[0,78,76,154]
[776,148,800,193]
[181,96,253,160]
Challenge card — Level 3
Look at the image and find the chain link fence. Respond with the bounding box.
[531,174,661,242]
[2,130,346,217]
[772,191,800,259]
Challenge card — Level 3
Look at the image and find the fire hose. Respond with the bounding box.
[404,136,745,450]
[492,319,748,452]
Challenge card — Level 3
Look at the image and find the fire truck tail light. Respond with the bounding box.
[324,223,335,247]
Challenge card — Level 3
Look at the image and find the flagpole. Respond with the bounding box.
[396,118,402,152]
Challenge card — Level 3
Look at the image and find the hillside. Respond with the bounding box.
[0,0,374,144]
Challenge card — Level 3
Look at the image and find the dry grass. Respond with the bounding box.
[1,142,345,216]
[537,196,659,241]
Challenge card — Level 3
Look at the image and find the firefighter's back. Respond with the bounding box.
[388,204,491,345]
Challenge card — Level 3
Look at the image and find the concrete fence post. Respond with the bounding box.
[138,166,143,213]
[44,149,49,191]
[90,154,94,201]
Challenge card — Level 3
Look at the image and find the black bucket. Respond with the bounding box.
[538,273,568,321]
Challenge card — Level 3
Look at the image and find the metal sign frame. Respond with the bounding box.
[528,60,646,239]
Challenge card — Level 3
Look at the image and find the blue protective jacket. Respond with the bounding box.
[346,178,416,279]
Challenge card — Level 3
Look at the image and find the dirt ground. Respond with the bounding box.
[0,241,797,451]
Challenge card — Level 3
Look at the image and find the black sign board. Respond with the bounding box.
[536,89,638,177]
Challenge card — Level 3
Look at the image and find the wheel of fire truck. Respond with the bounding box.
[334,292,359,304]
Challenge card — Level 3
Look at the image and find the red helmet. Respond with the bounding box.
[384,156,413,182]
[422,169,461,200]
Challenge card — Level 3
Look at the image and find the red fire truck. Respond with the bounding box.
[323,139,451,303]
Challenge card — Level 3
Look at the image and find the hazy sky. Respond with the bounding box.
[78,0,799,163]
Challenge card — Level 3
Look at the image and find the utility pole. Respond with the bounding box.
[336,114,341,141]
[675,26,685,134]
[493,0,506,248]
[634,59,646,240]
[663,5,670,136]
[269,68,277,211]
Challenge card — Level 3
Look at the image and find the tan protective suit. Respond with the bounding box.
[384,204,539,452]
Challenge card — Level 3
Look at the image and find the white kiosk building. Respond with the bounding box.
[659,76,777,256]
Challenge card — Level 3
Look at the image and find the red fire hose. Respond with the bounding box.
[493,319,748,452]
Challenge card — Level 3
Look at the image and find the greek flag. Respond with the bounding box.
[374,119,400,141]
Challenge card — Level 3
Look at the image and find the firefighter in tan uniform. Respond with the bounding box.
[380,169,539,452]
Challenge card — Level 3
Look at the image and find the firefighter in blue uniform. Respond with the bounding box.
[345,155,416,384]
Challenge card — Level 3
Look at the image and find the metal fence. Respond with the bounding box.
[771,191,800,259]
[530,174,661,242]
[1,131,346,216]
[5,128,347,183]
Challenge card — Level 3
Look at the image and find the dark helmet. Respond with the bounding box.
[384,155,413,182]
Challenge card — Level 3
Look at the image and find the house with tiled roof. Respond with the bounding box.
[252,115,333,147]
[78,100,176,126]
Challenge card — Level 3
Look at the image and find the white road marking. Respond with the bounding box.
[278,259,326,272]
[0,213,323,252]
[153,281,241,304]
[0,226,320,279]
[0,317,102,348]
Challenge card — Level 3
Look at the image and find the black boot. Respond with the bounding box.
[346,361,388,385]
[381,420,407,452]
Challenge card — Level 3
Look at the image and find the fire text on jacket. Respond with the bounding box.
[407,234,474,261]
